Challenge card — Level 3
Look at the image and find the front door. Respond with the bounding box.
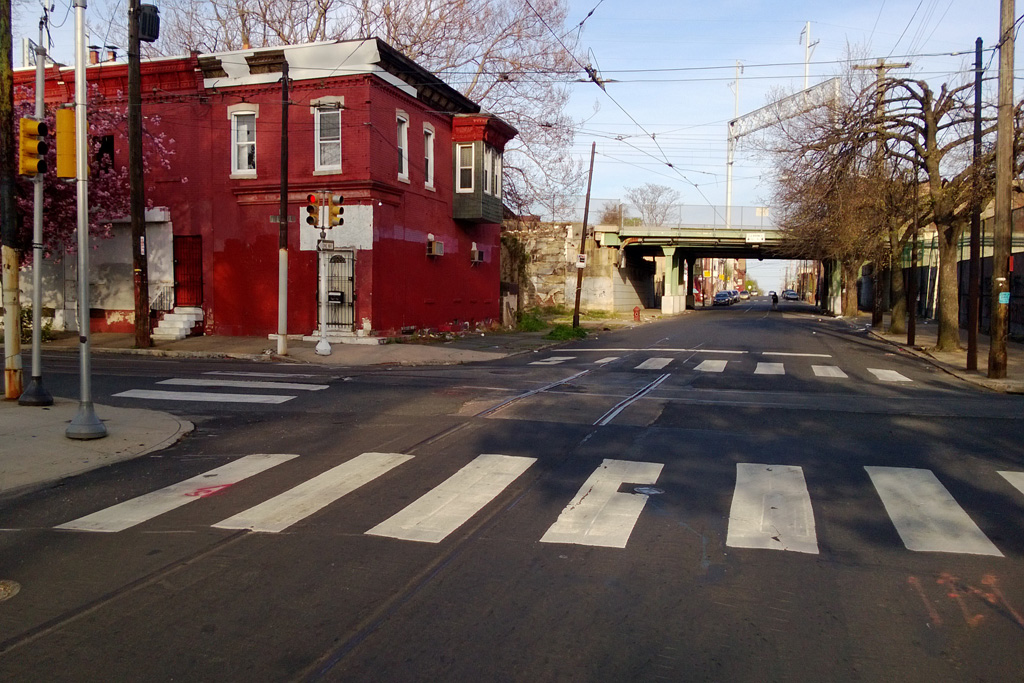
[173,236,203,307]
[321,250,355,331]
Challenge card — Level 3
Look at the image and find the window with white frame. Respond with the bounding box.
[423,125,435,189]
[229,110,257,176]
[396,112,409,180]
[483,145,492,194]
[493,149,502,198]
[315,106,342,172]
[456,143,474,193]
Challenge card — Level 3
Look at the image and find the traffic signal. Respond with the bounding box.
[305,193,320,227]
[55,109,76,179]
[327,194,344,227]
[19,117,48,177]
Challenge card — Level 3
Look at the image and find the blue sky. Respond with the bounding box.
[15,0,1008,291]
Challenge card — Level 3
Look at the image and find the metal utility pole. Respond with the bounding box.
[800,21,819,91]
[572,142,595,329]
[67,0,106,439]
[19,11,53,405]
[276,60,289,355]
[967,37,984,371]
[725,61,741,232]
[128,0,150,348]
[989,0,1015,379]
[1,0,22,400]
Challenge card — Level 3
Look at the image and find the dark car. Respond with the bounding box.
[713,291,733,306]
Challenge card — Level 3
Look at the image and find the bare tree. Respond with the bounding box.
[95,0,586,215]
[597,200,622,226]
[624,183,680,226]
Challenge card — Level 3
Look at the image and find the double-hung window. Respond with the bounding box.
[456,143,474,193]
[229,108,257,177]
[492,149,502,198]
[483,145,492,194]
[423,125,435,189]
[315,106,342,172]
[396,112,409,181]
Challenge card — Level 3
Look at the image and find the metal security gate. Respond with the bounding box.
[320,250,354,331]
[173,236,203,306]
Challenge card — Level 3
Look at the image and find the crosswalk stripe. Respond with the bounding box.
[158,378,329,391]
[204,371,319,378]
[594,357,619,365]
[726,464,818,554]
[812,365,848,378]
[865,466,1002,556]
[868,369,912,383]
[365,454,536,543]
[529,356,575,365]
[213,453,414,533]
[112,389,295,404]
[694,359,727,372]
[635,357,672,370]
[998,471,1024,497]
[540,459,663,548]
[56,454,299,532]
[754,362,785,375]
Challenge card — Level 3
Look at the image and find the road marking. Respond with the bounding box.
[365,454,536,543]
[476,370,589,417]
[594,373,671,426]
[635,357,672,370]
[541,459,664,548]
[550,348,748,354]
[812,365,848,378]
[868,369,912,383]
[998,471,1024,497]
[159,378,329,391]
[865,466,1002,556]
[529,356,576,365]
[762,352,832,358]
[726,464,818,554]
[594,357,619,365]
[111,389,295,404]
[213,453,414,533]
[204,371,320,378]
[56,454,298,533]
[754,362,785,375]
[695,360,728,372]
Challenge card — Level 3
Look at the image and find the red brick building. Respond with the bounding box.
[15,39,516,338]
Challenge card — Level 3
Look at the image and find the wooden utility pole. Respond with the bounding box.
[989,0,1015,379]
[853,58,910,330]
[572,142,595,329]
[967,38,984,371]
[128,0,151,348]
[0,0,22,399]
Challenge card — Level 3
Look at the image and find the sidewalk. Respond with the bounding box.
[0,316,639,499]
[855,312,1024,394]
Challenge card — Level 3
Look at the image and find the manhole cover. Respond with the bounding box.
[0,580,21,602]
[634,486,664,495]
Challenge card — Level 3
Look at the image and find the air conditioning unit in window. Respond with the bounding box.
[470,249,484,263]
[426,239,444,257]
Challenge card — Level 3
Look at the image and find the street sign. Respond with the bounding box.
[576,254,587,268]
[318,240,335,251]
[999,291,1011,305]
[703,270,711,278]
[745,232,765,243]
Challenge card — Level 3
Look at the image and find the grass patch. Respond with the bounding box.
[546,324,588,340]
[517,310,548,332]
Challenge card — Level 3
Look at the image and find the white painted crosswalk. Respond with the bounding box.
[811,365,849,378]
[634,357,672,370]
[54,453,1021,560]
[112,375,332,405]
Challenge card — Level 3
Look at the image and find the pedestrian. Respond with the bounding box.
[771,292,778,310]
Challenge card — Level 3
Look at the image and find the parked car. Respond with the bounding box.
[713,291,733,306]
[783,289,799,301]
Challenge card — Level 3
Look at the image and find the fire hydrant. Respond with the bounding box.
[633,306,641,322]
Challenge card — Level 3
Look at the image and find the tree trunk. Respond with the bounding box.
[889,264,907,334]
[842,261,860,317]
[934,227,962,351]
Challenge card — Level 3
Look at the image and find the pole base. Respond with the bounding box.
[18,377,53,406]
[66,402,108,440]
[315,338,332,356]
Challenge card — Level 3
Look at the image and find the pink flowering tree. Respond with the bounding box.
[13,85,175,263]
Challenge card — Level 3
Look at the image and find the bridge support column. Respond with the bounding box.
[685,256,696,309]
[661,247,684,315]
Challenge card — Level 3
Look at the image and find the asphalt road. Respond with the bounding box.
[2,299,1023,682]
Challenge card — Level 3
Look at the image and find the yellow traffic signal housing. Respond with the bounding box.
[55,109,76,179]
[305,193,320,227]
[327,194,344,227]
[19,118,48,176]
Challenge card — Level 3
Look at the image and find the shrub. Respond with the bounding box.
[517,310,547,332]
[19,306,54,344]
[546,324,587,340]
